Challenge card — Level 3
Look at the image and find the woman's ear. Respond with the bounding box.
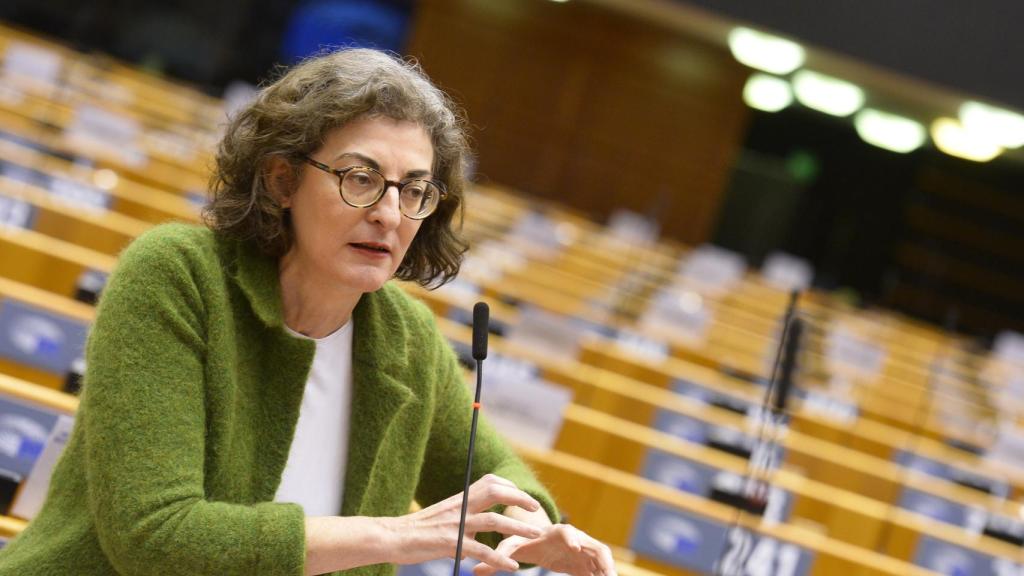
[265,155,296,208]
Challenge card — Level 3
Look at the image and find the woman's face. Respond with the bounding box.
[282,116,434,293]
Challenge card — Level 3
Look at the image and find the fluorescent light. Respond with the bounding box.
[792,70,865,117]
[728,27,805,75]
[854,108,926,153]
[959,101,1024,149]
[743,73,793,112]
[931,117,1003,162]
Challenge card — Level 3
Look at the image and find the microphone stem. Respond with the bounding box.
[453,360,484,576]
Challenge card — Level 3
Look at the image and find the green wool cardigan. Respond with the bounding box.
[0,223,558,576]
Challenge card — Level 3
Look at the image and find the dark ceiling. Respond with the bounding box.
[681,0,1024,112]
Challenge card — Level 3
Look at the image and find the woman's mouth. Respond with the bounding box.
[349,242,391,257]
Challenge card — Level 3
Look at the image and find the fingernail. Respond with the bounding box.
[530,527,543,537]
[508,561,520,571]
[531,500,541,511]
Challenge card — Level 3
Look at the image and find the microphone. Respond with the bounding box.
[714,290,799,576]
[774,317,803,413]
[472,302,489,361]
[454,302,489,576]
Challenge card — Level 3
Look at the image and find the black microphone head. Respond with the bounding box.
[472,302,489,361]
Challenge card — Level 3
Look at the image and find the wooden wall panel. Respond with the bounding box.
[407,0,750,244]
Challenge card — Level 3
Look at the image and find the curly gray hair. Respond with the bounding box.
[204,48,470,287]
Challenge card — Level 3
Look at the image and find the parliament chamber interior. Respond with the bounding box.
[0,1,1023,575]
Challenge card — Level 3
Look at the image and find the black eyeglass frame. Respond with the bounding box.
[302,156,448,220]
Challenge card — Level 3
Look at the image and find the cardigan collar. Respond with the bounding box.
[226,237,415,512]
[230,238,286,329]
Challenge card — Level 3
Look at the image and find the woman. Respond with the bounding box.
[0,49,615,576]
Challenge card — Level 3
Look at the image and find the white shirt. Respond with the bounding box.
[274,320,354,516]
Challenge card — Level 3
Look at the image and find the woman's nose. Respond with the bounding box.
[367,184,402,228]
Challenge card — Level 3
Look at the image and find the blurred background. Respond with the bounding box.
[2,2,1024,575]
[2,0,1022,339]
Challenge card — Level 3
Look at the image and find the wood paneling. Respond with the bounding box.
[407,0,750,244]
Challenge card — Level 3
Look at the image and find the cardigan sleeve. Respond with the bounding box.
[412,305,560,547]
[80,230,306,576]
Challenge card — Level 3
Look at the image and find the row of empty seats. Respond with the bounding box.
[2,22,1024,576]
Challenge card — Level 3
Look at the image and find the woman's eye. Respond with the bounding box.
[404,184,426,199]
[349,171,374,187]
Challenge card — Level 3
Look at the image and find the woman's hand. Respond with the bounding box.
[384,474,546,572]
[473,524,617,576]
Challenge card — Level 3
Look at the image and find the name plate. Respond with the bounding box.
[653,410,786,470]
[0,129,65,161]
[949,466,1010,499]
[466,354,570,451]
[146,130,197,164]
[945,437,986,457]
[762,252,813,291]
[965,507,1024,546]
[630,500,813,575]
[898,486,970,527]
[48,177,111,212]
[641,289,712,344]
[675,378,752,415]
[0,193,36,229]
[512,211,573,250]
[0,395,61,477]
[895,451,1009,498]
[0,159,49,189]
[2,42,62,85]
[569,316,617,339]
[826,325,887,377]
[796,389,859,425]
[706,425,786,469]
[914,534,1024,576]
[504,306,586,360]
[894,450,952,480]
[1,158,110,212]
[677,245,747,295]
[608,209,659,244]
[0,299,89,375]
[612,328,669,362]
[10,414,74,520]
[673,380,790,442]
[643,449,793,523]
[65,105,146,168]
[653,410,710,444]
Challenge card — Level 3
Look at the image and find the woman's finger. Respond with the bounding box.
[472,563,493,576]
[472,559,501,576]
[580,532,616,576]
[469,475,539,510]
[468,482,541,513]
[467,512,544,539]
[460,539,519,573]
[470,473,518,490]
[472,536,522,576]
[557,524,582,552]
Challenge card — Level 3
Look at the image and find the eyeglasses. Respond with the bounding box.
[303,156,447,220]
